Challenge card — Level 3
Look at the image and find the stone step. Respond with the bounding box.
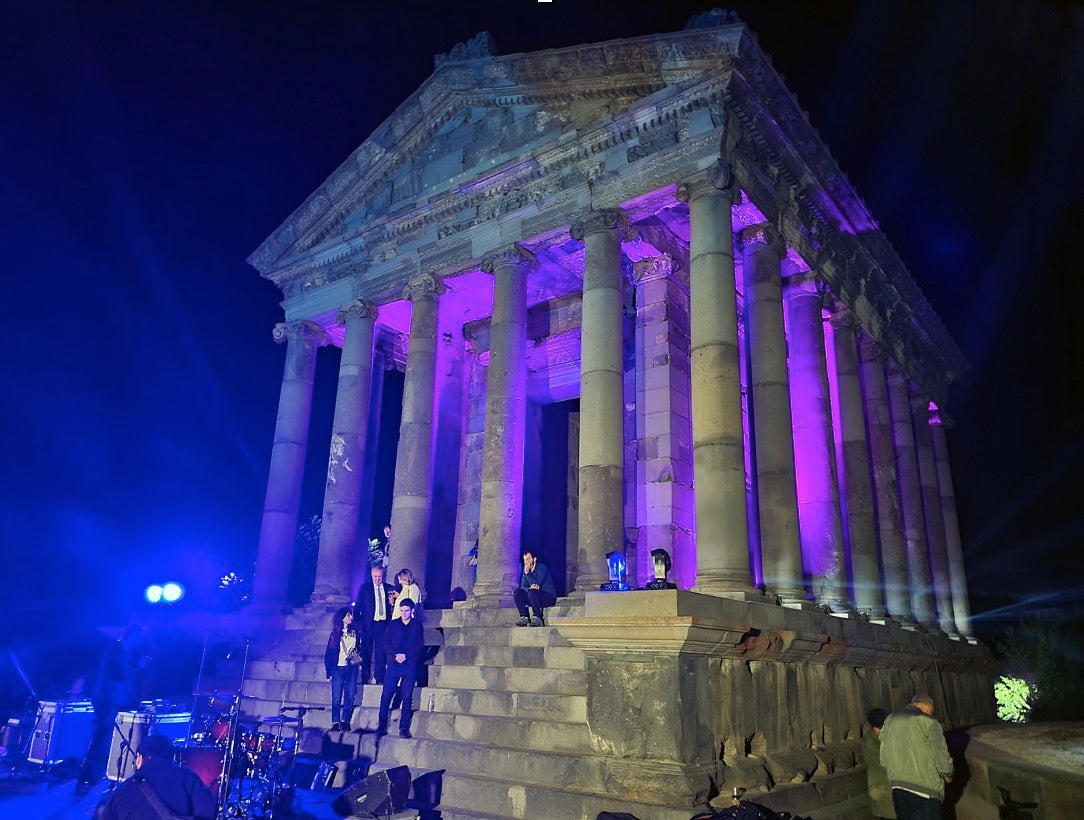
[435,771,701,820]
[413,711,592,754]
[422,685,587,722]
[440,642,584,670]
[437,602,585,629]
[428,663,587,695]
[248,658,325,680]
[441,623,576,648]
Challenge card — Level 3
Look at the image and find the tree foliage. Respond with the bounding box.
[996,620,1084,721]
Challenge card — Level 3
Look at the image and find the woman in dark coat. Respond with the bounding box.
[323,606,360,731]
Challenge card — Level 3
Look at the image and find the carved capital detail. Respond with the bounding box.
[480,243,538,276]
[676,159,739,204]
[632,253,681,285]
[402,273,446,302]
[272,320,326,346]
[739,222,785,256]
[856,331,883,363]
[569,208,632,243]
[337,299,377,325]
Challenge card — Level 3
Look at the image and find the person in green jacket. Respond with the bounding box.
[880,694,954,820]
[863,707,896,819]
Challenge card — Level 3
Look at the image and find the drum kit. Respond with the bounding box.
[177,691,313,818]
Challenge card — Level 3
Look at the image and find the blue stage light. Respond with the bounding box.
[144,584,163,604]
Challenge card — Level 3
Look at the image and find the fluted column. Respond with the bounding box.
[389,274,444,599]
[886,361,936,627]
[829,310,885,619]
[570,209,631,591]
[741,225,805,605]
[784,275,849,612]
[312,300,377,603]
[911,388,956,635]
[677,168,755,597]
[252,320,325,611]
[930,409,974,637]
[473,245,535,604]
[857,336,911,622]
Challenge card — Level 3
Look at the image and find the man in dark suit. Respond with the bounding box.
[354,565,395,685]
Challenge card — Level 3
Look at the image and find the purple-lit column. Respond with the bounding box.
[783,275,849,612]
[473,245,535,604]
[930,409,974,637]
[389,274,444,600]
[312,300,377,603]
[252,320,325,612]
[828,311,885,619]
[857,336,911,622]
[570,209,631,592]
[741,225,804,605]
[885,361,936,627]
[677,170,755,597]
[911,388,956,635]
[631,254,694,589]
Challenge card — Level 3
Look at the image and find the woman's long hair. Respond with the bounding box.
[331,605,355,634]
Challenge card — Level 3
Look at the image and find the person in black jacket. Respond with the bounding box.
[376,599,424,739]
[354,565,396,685]
[323,606,361,731]
[94,734,215,820]
[513,550,557,627]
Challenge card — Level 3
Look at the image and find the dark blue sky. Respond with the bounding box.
[3,0,1083,664]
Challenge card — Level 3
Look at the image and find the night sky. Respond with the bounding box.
[4,0,1083,693]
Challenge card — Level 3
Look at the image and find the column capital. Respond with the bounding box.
[272,319,326,346]
[402,273,446,301]
[676,159,739,204]
[826,301,854,330]
[738,222,785,256]
[337,299,377,324]
[569,208,633,243]
[631,253,682,286]
[929,404,954,428]
[480,243,538,276]
[856,331,884,363]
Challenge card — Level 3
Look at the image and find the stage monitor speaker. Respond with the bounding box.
[332,765,411,817]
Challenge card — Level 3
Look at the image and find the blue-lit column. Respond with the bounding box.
[930,409,974,638]
[858,335,912,623]
[828,310,885,619]
[886,361,936,627]
[677,167,756,598]
[570,209,631,592]
[313,300,377,603]
[741,224,805,605]
[252,320,325,612]
[911,387,956,635]
[474,245,535,604]
[389,274,444,600]
[784,275,849,613]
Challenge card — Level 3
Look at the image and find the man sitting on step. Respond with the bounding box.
[513,550,557,627]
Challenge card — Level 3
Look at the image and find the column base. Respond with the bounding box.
[689,584,765,603]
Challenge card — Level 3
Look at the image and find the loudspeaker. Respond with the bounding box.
[332,765,411,817]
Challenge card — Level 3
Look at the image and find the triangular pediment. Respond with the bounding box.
[248,22,751,280]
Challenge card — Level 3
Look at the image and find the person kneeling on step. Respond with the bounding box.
[376,598,424,739]
[513,550,556,627]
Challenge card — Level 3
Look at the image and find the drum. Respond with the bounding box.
[239,730,282,774]
[176,743,227,798]
[208,714,233,744]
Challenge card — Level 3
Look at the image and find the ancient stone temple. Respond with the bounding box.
[243,11,992,819]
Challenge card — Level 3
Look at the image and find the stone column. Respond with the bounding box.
[473,245,535,604]
[312,300,377,603]
[911,388,956,635]
[569,209,631,592]
[784,275,849,612]
[631,254,694,589]
[857,336,911,622]
[885,361,936,627]
[389,274,444,599]
[930,409,974,637]
[677,168,755,598]
[828,311,885,619]
[252,320,325,612]
[741,225,805,605]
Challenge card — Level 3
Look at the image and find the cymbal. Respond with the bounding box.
[259,715,299,724]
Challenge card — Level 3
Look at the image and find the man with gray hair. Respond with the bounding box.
[879,693,954,820]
